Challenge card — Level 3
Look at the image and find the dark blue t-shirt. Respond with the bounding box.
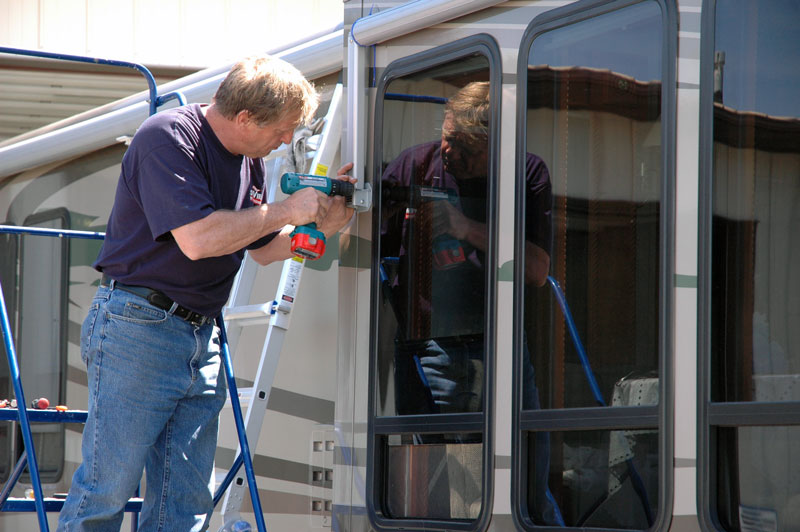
[380,140,552,339]
[95,103,276,317]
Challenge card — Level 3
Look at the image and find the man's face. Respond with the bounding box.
[240,111,302,158]
[440,112,488,179]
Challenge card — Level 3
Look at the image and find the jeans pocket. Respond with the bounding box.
[80,303,100,365]
[107,300,168,325]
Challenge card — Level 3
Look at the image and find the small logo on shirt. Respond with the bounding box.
[250,185,264,205]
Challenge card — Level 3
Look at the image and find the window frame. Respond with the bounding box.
[512,0,677,529]
[697,1,800,530]
[366,33,502,532]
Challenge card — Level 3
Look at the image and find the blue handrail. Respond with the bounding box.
[0,46,186,116]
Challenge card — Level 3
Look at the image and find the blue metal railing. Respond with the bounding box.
[0,46,186,116]
[546,275,654,527]
[0,225,264,532]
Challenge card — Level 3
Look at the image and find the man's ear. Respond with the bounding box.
[235,110,252,127]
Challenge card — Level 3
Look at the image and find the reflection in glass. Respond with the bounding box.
[373,54,492,523]
[0,233,16,483]
[524,0,663,411]
[716,427,800,531]
[376,56,491,418]
[19,215,68,482]
[384,434,483,520]
[529,429,658,528]
[710,0,800,404]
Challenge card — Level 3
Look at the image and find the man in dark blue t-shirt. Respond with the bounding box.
[57,55,354,532]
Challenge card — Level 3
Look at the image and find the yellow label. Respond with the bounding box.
[314,164,329,177]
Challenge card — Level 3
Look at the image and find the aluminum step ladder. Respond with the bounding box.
[214,83,348,530]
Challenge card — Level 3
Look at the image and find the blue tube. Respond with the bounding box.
[546,276,605,406]
[0,281,49,531]
[213,454,244,507]
[216,316,267,532]
[546,275,654,526]
[0,46,170,115]
[0,225,104,240]
[384,93,448,105]
[0,453,28,511]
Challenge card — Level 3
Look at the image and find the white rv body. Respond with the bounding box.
[1,1,798,531]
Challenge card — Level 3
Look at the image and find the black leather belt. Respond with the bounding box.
[100,274,211,327]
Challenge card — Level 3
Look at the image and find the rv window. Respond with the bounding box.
[0,229,17,483]
[17,210,69,483]
[376,54,492,422]
[516,0,669,529]
[370,37,499,529]
[703,1,800,530]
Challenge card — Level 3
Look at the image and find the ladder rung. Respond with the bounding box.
[223,303,274,326]
[0,409,88,423]
[0,497,143,512]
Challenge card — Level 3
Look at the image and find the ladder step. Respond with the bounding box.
[223,303,275,326]
[0,409,88,423]
[0,497,143,512]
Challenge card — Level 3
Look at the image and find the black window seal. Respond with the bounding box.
[367,33,502,532]
[512,1,677,530]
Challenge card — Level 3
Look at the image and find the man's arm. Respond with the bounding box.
[435,201,549,286]
[171,186,330,260]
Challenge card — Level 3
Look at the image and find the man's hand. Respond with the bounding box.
[281,186,332,227]
[432,201,471,240]
[318,162,356,237]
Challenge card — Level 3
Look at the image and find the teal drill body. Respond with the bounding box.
[280,173,354,260]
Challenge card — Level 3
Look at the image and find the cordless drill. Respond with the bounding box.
[382,184,465,270]
[280,172,354,260]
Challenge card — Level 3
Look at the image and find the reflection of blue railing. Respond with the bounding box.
[546,276,605,406]
[0,47,186,116]
[546,275,654,527]
[0,225,264,532]
[384,92,448,105]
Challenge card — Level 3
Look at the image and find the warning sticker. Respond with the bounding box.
[739,505,777,532]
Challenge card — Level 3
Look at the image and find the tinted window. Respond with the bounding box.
[708,1,800,529]
[370,43,497,527]
[518,1,666,528]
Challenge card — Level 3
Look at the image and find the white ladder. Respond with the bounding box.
[217,83,344,529]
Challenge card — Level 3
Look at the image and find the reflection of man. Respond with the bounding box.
[381,81,551,411]
[380,81,563,524]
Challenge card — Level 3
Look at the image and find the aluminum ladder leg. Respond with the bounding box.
[214,84,344,530]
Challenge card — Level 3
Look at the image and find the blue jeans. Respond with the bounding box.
[394,335,564,525]
[57,284,226,532]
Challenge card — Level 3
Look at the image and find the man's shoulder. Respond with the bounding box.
[135,104,203,137]
[389,140,441,168]
[129,104,204,152]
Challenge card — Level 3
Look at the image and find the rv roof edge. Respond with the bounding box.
[0,29,344,180]
[350,0,504,46]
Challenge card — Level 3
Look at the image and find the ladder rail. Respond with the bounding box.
[218,82,344,525]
